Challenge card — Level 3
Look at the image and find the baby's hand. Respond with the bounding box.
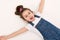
[0,36,7,40]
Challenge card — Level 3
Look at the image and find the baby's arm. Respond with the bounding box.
[6,27,28,39]
[0,27,28,40]
[38,0,45,13]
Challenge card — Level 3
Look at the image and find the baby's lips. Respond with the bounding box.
[0,36,3,38]
[30,17,33,19]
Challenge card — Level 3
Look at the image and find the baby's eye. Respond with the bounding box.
[28,12,30,14]
[25,15,28,18]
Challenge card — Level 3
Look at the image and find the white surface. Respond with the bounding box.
[0,0,60,40]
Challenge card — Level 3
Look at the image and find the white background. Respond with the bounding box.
[0,0,60,40]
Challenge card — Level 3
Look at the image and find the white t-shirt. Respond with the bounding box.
[24,12,44,40]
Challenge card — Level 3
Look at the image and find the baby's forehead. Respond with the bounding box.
[22,10,31,15]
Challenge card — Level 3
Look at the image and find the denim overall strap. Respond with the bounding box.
[28,22,34,26]
[28,15,40,26]
[34,15,40,18]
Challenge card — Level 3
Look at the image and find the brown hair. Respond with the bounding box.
[15,5,33,20]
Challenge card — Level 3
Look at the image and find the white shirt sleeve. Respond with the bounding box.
[24,24,44,40]
[35,11,42,17]
[25,24,33,31]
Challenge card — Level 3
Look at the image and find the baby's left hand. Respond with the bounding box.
[0,36,7,40]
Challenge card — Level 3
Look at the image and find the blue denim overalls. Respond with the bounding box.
[29,15,60,40]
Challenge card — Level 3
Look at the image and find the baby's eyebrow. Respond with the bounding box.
[24,14,28,16]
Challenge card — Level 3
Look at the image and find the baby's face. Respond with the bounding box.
[22,10,35,22]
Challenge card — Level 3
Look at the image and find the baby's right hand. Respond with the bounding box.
[0,36,7,40]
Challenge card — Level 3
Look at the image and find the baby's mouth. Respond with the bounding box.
[30,17,33,20]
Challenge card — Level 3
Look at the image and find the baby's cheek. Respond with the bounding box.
[26,18,29,21]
